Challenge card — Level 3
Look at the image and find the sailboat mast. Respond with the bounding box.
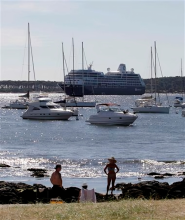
[28,23,30,89]
[62,42,66,94]
[72,38,75,95]
[82,42,84,100]
[151,47,153,94]
[154,41,157,105]
[181,58,183,98]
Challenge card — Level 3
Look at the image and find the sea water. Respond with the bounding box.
[0,93,184,193]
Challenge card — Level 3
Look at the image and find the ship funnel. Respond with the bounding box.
[118,64,126,73]
[131,68,134,72]
[107,68,110,72]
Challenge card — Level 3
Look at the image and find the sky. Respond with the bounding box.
[1,0,184,81]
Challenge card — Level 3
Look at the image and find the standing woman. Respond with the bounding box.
[104,157,119,195]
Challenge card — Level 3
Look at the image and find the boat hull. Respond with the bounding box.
[132,106,170,114]
[2,104,28,109]
[174,103,184,108]
[59,102,96,107]
[86,114,138,126]
[58,83,145,96]
[21,114,72,120]
[21,111,73,120]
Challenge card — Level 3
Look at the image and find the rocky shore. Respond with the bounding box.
[0,164,185,204]
[0,178,184,204]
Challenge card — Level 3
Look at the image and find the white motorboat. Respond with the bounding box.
[21,98,73,120]
[174,97,184,108]
[2,98,28,109]
[86,103,138,125]
[182,109,185,117]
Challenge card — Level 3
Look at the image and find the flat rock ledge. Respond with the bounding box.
[0,179,185,204]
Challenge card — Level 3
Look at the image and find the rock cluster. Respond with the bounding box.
[147,172,185,179]
[0,164,11,168]
[27,168,49,178]
[116,179,185,200]
[0,181,116,204]
[0,179,185,204]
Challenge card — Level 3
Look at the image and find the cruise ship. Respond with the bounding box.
[58,64,145,96]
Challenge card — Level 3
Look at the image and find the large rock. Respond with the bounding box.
[0,164,10,168]
[27,168,49,178]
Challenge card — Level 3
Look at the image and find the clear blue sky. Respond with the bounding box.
[1,0,184,81]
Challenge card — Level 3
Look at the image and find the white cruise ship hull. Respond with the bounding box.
[132,106,170,114]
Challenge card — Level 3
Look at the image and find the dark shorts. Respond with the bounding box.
[52,185,66,199]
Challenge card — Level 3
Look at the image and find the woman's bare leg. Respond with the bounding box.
[111,176,116,194]
[106,177,111,195]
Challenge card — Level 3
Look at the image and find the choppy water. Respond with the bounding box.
[0,93,184,193]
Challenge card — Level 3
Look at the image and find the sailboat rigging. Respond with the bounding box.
[132,41,170,113]
[2,23,35,109]
[174,59,185,107]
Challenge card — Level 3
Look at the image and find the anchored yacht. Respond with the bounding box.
[21,98,73,120]
[86,103,138,125]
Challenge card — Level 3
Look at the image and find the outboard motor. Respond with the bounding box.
[117,64,126,73]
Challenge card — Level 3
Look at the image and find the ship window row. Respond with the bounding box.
[66,75,139,78]
[65,81,141,85]
[65,79,141,83]
[65,81,141,86]
[83,83,142,86]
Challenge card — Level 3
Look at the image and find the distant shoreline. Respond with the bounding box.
[0,76,184,93]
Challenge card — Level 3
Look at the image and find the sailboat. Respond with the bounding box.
[2,23,32,109]
[174,59,184,107]
[56,40,96,107]
[132,42,170,113]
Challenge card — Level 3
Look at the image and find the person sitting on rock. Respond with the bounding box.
[78,183,96,203]
[104,157,119,195]
[50,164,66,199]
